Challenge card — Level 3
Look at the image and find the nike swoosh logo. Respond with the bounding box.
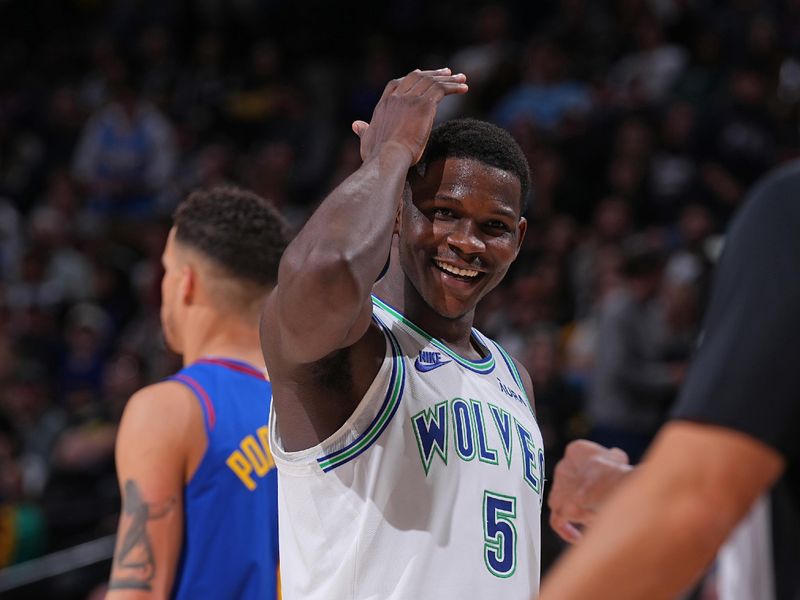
[414,357,452,373]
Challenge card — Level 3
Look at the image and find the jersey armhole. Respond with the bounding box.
[168,374,216,437]
[270,314,406,474]
[316,314,406,472]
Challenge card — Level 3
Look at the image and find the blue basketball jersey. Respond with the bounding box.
[167,358,279,600]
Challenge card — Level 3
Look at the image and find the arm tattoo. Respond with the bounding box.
[109,479,177,590]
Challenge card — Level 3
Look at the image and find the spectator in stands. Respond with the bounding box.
[492,36,592,133]
[585,244,687,463]
[72,69,177,218]
[607,15,687,106]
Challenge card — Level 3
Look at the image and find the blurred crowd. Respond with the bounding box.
[1,0,799,595]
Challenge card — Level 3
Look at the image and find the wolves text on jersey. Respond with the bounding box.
[411,398,545,498]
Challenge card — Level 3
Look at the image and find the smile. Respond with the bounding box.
[433,259,481,280]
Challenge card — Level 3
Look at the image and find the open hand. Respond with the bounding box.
[351,68,468,163]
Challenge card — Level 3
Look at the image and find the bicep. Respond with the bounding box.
[107,385,193,598]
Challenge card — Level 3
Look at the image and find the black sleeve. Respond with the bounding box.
[670,162,800,461]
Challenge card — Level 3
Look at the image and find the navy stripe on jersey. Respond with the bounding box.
[317,315,405,472]
[170,373,216,434]
[197,358,265,380]
[372,295,496,374]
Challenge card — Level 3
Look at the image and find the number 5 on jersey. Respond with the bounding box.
[483,490,517,577]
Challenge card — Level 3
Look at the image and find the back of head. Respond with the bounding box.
[415,118,531,212]
[173,186,288,292]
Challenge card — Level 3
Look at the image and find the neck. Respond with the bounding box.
[374,264,479,358]
[180,309,265,371]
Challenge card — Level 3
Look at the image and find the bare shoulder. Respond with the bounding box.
[117,380,203,459]
[120,381,196,430]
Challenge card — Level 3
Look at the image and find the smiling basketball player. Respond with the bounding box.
[261,68,545,599]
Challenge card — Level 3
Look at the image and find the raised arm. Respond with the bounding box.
[107,382,201,599]
[262,69,467,365]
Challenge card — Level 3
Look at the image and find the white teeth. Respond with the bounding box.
[435,260,479,278]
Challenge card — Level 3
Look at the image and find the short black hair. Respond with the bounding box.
[173,186,288,287]
[414,118,531,213]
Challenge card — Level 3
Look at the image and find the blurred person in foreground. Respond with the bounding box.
[106,187,286,599]
[539,160,800,600]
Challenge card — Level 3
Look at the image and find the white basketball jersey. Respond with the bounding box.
[270,295,545,600]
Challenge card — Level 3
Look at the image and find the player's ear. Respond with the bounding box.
[180,264,196,305]
[515,217,527,256]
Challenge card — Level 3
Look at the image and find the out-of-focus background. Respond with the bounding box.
[0,0,797,597]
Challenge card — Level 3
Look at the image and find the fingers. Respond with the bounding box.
[566,439,607,458]
[550,511,583,544]
[393,68,468,98]
[608,447,630,465]
[547,438,630,546]
[409,72,467,97]
[549,493,595,525]
[352,120,369,137]
[377,78,402,104]
[421,78,468,101]
[404,70,463,92]
[395,68,450,93]
[413,70,467,98]
[548,489,593,524]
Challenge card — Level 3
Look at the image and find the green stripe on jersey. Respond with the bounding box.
[372,296,495,373]
[317,329,405,471]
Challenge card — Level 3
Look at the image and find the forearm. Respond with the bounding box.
[106,584,171,600]
[276,144,410,331]
[106,486,182,600]
[289,142,408,275]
